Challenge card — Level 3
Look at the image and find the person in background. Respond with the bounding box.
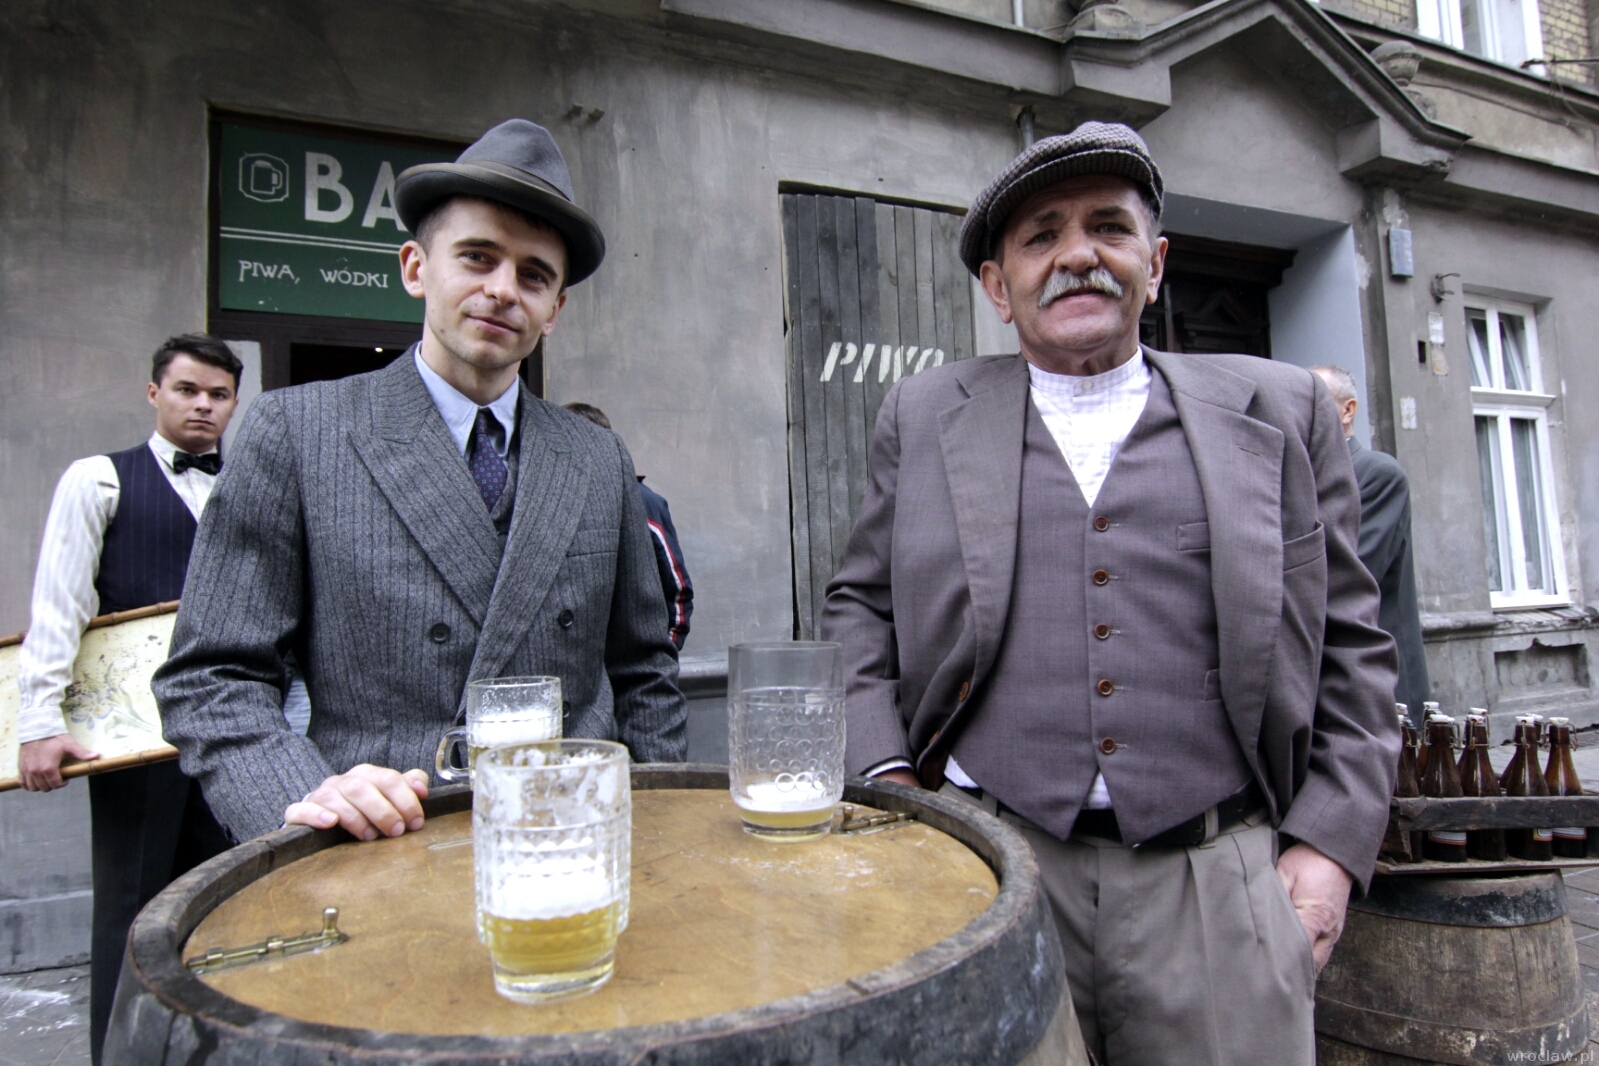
[1312,365,1431,713]
[564,401,694,650]
[15,333,242,1066]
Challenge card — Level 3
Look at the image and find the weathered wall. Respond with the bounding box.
[1540,0,1597,84]
[0,0,1020,654]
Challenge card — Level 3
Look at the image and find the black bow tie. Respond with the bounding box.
[172,451,221,476]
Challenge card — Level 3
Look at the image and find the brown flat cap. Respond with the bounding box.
[958,121,1164,276]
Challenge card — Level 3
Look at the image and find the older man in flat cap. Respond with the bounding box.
[823,122,1398,1062]
[156,120,685,846]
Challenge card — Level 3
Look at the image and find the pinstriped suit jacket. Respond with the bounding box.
[153,353,686,841]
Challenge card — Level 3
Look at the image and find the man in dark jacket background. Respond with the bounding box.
[1313,365,1430,712]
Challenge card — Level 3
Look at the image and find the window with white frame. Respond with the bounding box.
[1417,0,1544,68]
[1466,299,1566,607]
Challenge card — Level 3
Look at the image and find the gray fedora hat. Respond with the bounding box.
[395,119,606,285]
[958,121,1164,277]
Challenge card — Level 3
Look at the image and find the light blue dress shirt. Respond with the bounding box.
[413,348,519,457]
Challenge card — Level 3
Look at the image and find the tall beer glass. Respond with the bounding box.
[436,677,563,783]
[474,740,630,1003]
[727,641,845,842]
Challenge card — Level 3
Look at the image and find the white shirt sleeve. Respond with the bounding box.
[16,456,119,743]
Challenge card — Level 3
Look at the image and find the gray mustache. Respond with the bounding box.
[1038,267,1125,308]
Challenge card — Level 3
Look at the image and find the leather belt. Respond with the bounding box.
[1072,781,1265,848]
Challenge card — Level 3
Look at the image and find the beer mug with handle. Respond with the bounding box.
[474,740,631,1003]
[436,677,563,783]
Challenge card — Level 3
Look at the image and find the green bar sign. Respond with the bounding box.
[216,123,457,322]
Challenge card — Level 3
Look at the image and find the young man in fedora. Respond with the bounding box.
[824,122,1397,1063]
[154,120,685,845]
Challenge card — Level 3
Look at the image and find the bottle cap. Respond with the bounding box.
[1395,703,1410,713]
[1423,701,1441,711]
[1549,717,1571,727]
[1469,707,1488,715]
[1427,712,1454,723]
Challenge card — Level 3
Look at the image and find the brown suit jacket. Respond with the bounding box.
[821,349,1399,889]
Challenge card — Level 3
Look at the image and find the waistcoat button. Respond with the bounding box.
[1092,569,1110,586]
[428,623,450,644]
[1100,737,1118,754]
[557,609,576,629]
[1097,679,1115,696]
[1094,623,1112,640]
[1093,516,1110,532]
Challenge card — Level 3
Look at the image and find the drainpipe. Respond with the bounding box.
[1017,105,1036,149]
[1013,0,1026,27]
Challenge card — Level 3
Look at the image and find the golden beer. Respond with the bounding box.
[735,780,837,841]
[483,901,622,994]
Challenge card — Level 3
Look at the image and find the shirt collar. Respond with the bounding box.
[148,431,218,471]
[414,348,519,458]
[1027,346,1150,399]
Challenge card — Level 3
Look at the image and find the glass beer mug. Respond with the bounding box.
[473,740,631,1003]
[727,641,846,842]
[436,677,563,783]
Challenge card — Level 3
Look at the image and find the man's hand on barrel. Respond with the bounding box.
[1276,842,1353,972]
[18,734,100,791]
[874,769,921,789]
[285,764,430,841]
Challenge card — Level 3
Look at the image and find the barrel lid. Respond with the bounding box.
[1353,872,1568,927]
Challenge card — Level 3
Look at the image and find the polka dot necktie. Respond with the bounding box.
[467,408,508,510]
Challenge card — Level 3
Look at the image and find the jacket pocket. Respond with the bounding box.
[1282,522,1325,571]
[567,528,620,556]
[1177,521,1211,552]
[1203,668,1222,701]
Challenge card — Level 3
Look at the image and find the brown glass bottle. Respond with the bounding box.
[1500,716,1554,861]
[1543,717,1587,858]
[1400,711,1427,860]
[1383,707,1423,863]
[1415,702,1443,778]
[1457,711,1506,861]
[1419,715,1467,862]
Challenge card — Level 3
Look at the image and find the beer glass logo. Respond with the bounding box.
[239,153,289,203]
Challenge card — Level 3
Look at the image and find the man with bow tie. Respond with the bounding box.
[16,332,242,1065]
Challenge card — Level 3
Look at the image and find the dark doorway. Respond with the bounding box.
[290,343,403,385]
[1139,234,1296,357]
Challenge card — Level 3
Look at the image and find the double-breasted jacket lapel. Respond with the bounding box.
[1144,348,1285,764]
[468,392,588,685]
[349,355,502,625]
[937,355,1031,692]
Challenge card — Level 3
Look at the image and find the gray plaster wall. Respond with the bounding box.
[0,0,1021,968]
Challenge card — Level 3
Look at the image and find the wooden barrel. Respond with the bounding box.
[106,765,1086,1065]
[1315,872,1589,1066]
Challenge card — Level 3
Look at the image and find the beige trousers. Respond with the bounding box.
[942,785,1315,1066]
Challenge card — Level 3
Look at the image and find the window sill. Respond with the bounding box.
[1471,387,1555,407]
[1490,593,1573,611]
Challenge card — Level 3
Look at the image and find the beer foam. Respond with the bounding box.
[736,779,834,814]
[472,713,560,747]
[490,860,614,921]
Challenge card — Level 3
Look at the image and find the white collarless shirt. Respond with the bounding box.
[16,433,221,743]
[879,348,1153,813]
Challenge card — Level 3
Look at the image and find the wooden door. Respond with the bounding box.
[782,193,976,637]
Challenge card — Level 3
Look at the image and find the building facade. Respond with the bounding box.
[2,0,1596,969]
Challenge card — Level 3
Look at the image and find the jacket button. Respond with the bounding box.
[1093,516,1110,532]
[1100,737,1118,754]
[958,681,971,702]
[1097,678,1115,696]
[1094,623,1112,640]
[557,609,575,629]
[1092,569,1110,586]
[428,623,451,644]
